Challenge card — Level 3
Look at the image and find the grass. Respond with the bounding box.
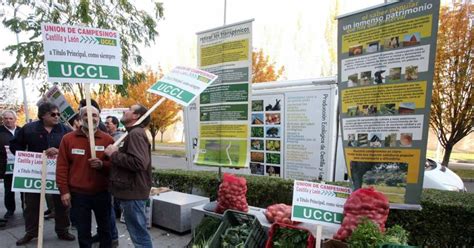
[451,169,474,179]
[153,141,185,147]
[426,150,474,163]
[151,149,186,157]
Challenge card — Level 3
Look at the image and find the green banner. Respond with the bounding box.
[293,205,343,225]
[149,81,196,103]
[13,177,58,191]
[47,61,120,80]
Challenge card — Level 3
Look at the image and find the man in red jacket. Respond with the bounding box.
[56,106,114,248]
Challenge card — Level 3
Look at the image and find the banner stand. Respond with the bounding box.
[37,152,48,248]
[85,84,97,158]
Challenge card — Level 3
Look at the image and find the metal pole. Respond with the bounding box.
[223,0,227,25]
[14,7,29,122]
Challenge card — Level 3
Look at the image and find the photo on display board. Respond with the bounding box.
[251,126,264,137]
[347,73,359,87]
[350,161,408,203]
[250,139,264,150]
[400,133,413,147]
[405,66,419,81]
[357,133,369,147]
[369,133,384,148]
[251,113,264,125]
[266,165,281,177]
[349,45,363,56]
[360,71,372,85]
[388,67,402,81]
[265,113,281,125]
[384,36,400,49]
[384,133,397,147]
[250,163,264,175]
[265,126,281,138]
[251,152,264,163]
[367,41,379,53]
[266,153,281,165]
[402,32,421,47]
[348,134,358,147]
[252,100,264,112]
[398,102,415,114]
[265,99,281,111]
[266,140,281,151]
[379,103,396,115]
[374,70,385,84]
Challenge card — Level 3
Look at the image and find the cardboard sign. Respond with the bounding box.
[292,180,351,228]
[11,151,59,194]
[42,23,122,84]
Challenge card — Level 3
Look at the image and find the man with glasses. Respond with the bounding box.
[10,102,75,245]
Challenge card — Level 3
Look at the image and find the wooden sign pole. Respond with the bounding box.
[37,152,48,248]
[84,84,96,158]
[315,224,322,248]
[113,97,167,146]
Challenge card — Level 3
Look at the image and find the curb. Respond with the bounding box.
[462,178,474,183]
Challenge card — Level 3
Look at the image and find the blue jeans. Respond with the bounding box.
[110,201,118,240]
[71,191,112,248]
[119,199,152,248]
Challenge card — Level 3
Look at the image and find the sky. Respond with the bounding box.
[0,0,385,105]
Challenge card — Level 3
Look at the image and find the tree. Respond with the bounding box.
[321,0,339,76]
[1,0,164,98]
[121,69,181,150]
[252,49,285,83]
[431,2,473,166]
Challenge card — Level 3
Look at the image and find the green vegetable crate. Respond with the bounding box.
[265,222,315,248]
[208,210,267,248]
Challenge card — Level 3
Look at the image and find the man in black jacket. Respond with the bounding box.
[10,102,75,245]
[0,110,20,225]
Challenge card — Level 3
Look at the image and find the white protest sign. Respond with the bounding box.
[36,85,76,123]
[147,66,218,106]
[41,23,122,84]
[4,145,14,175]
[292,180,351,228]
[11,151,59,194]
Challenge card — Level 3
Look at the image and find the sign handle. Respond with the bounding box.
[85,84,97,158]
[315,224,322,248]
[37,152,48,248]
[113,97,167,146]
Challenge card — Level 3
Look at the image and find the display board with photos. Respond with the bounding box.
[250,95,284,177]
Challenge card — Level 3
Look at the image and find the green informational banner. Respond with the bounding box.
[4,145,14,175]
[195,20,253,167]
[337,0,440,205]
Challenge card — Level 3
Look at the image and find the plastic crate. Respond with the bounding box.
[208,210,267,248]
[265,222,316,248]
[186,215,222,248]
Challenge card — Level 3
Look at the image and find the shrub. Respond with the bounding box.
[153,169,474,247]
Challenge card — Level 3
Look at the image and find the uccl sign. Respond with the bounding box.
[292,180,351,228]
[12,151,59,194]
[42,23,122,85]
[148,66,218,106]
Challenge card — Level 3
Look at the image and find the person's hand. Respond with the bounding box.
[89,158,103,169]
[61,193,71,207]
[104,145,118,157]
[45,147,59,156]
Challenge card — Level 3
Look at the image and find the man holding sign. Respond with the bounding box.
[56,106,115,247]
[105,104,153,248]
[10,102,75,245]
[0,110,20,223]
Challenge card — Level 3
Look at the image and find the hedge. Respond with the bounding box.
[153,169,474,247]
